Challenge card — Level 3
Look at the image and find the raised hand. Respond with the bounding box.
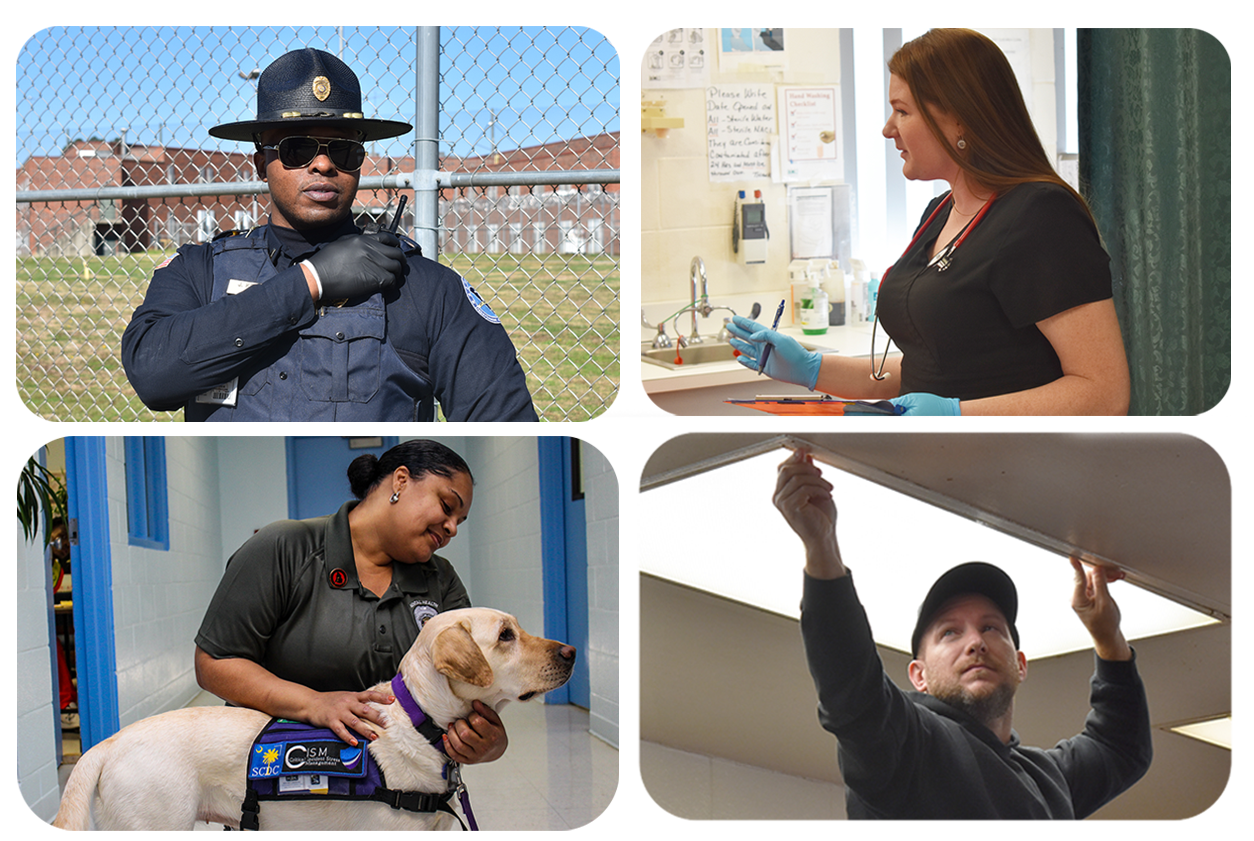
[773,448,845,579]
[1070,557,1132,661]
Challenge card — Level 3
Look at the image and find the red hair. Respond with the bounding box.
[889,29,1093,220]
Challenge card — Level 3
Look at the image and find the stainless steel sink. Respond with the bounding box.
[642,339,824,370]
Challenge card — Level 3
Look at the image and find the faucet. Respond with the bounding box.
[688,256,712,344]
[642,308,672,349]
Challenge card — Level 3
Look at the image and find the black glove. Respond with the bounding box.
[305,231,405,300]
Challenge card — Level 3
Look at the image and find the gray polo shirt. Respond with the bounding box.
[195,501,470,692]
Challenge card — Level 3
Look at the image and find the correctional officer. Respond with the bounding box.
[195,440,506,761]
[121,47,538,422]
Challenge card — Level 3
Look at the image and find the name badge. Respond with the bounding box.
[278,774,329,794]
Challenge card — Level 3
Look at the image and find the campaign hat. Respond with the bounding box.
[209,48,411,143]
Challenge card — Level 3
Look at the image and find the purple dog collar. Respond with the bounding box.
[391,673,448,754]
[390,673,478,830]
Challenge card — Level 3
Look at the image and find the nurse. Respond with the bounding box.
[728,29,1130,415]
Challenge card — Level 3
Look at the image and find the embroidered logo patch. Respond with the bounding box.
[461,277,501,324]
[411,599,439,631]
[249,740,367,779]
[252,745,283,778]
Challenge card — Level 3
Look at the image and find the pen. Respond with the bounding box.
[757,299,786,375]
[389,195,408,234]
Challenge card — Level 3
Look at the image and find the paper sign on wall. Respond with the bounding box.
[778,85,842,182]
[643,28,710,89]
[705,83,775,181]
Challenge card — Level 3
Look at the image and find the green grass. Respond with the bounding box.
[16,250,618,422]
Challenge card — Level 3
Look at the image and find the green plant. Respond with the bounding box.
[17,457,67,545]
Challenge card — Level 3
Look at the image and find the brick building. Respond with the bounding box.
[17,132,619,258]
[16,140,257,258]
[438,132,620,256]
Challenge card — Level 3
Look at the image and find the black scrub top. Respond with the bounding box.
[876,182,1113,401]
[195,501,471,692]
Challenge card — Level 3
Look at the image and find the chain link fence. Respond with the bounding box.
[16,26,619,422]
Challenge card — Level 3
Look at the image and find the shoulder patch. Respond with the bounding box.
[461,277,501,324]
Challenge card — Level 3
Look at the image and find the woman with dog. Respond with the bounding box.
[193,439,507,763]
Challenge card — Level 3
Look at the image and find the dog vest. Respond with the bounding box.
[239,718,461,830]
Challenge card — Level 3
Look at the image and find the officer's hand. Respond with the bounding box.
[443,700,508,764]
[303,688,396,747]
[305,231,405,301]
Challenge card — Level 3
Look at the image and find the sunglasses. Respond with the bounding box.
[260,136,367,172]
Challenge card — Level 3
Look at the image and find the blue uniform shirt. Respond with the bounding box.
[121,218,538,422]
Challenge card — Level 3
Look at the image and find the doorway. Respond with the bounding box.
[57,437,119,757]
[538,437,590,708]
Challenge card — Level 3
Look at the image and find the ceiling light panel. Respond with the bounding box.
[1168,717,1231,750]
[640,443,1217,660]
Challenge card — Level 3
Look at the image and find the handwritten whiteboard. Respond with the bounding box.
[705,83,775,181]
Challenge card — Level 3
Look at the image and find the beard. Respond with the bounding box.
[932,679,1016,729]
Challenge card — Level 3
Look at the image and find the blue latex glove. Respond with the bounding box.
[889,392,961,416]
[725,315,822,390]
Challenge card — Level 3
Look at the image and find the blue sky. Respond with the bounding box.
[15,26,620,166]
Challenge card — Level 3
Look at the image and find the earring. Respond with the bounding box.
[390,491,400,504]
[957,138,967,150]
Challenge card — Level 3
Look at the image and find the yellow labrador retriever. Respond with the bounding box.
[52,608,575,830]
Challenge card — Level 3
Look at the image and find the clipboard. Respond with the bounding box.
[724,396,904,416]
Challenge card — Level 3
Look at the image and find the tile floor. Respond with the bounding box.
[59,691,617,831]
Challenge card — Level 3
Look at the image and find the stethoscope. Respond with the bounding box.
[869,191,996,381]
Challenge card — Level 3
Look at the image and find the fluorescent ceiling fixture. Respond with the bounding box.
[1168,717,1231,750]
[641,443,1218,660]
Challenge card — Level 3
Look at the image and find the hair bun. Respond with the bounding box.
[346,453,382,499]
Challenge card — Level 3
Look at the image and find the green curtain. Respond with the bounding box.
[1078,29,1230,415]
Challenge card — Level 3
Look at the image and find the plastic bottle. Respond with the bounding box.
[801,283,829,335]
[826,266,846,326]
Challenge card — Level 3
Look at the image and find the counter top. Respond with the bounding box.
[641,321,882,394]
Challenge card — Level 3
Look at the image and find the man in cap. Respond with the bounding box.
[121,48,537,422]
[773,448,1152,819]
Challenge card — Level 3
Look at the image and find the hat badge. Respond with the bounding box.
[312,75,331,102]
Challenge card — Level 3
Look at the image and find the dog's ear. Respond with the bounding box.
[432,622,494,687]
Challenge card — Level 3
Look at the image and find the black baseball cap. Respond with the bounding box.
[911,562,1020,657]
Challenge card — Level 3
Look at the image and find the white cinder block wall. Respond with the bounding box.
[457,437,545,631]
[105,437,227,726]
[582,443,620,746]
[15,498,60,820]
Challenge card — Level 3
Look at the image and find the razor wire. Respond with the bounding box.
[15,26,620,422]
